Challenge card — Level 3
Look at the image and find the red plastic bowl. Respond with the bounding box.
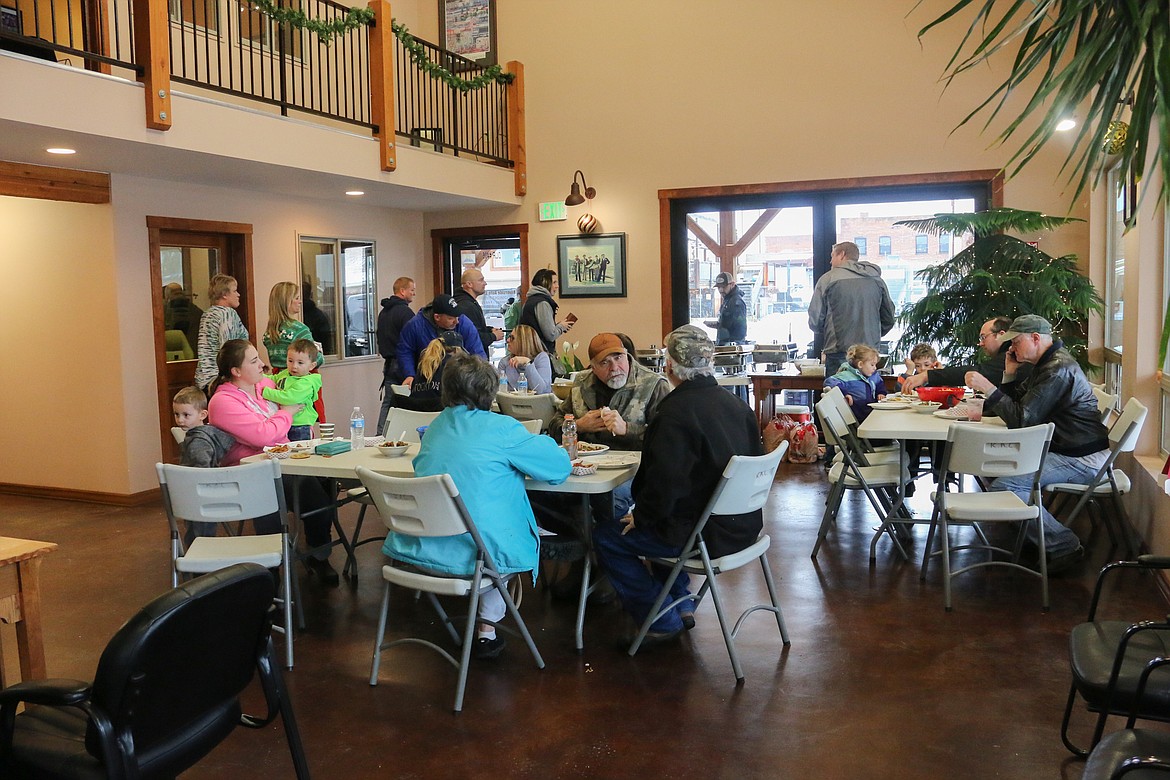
[916,386,965,408]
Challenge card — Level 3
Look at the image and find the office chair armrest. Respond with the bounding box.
[1115,755,1170,776]
[0,678,91,707]
[1137,555,1170,568]
[1087,559,1170,621]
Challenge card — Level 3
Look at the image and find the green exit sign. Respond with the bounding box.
[538,201,567,222]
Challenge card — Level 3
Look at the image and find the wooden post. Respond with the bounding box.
[505,61,526,196]
[368,0,397,171]
[132,0,172,130]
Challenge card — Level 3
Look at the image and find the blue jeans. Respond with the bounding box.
[824,351,846,377]
[990,451,1106,557]
[288,425,313,442]
[594,515,691,633]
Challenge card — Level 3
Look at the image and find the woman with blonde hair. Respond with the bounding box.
[263,281,324,371]
[194,274,248,391]
[497,324,553,394]
[401,332,465,411]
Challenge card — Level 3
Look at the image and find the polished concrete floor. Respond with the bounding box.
[4,462,1168,779]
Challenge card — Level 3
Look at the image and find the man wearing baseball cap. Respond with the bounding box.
[712,272,747,346]
[965,314,1109,573]
[594,325,764,646]
[396,293,486,389]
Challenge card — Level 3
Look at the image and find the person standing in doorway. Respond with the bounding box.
[712,272,747,346]
[195,274,249,392]
[452,267,503,356]
[807,241,895,376]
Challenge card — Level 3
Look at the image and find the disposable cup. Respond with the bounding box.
[318,422,336,440]
[967,398,984,423]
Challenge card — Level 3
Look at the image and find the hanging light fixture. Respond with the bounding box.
[564,170,596,206]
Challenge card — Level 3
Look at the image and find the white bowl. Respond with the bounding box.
[375,442,410,458]
[915,401,941,414]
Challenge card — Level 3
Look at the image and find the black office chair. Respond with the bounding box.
[0,563,310,779]
[1082,658,1170,777]
[1062,556,1170,757]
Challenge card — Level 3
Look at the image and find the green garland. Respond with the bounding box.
[245,0,374,44]
[242,2,514,91]
[391,21,514,92]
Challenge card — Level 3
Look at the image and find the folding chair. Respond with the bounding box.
[1091,385,1119,424]
[156,460,300,669]
[822,385,899,462]
[628,443,789,682]
[356,467,545,712]
[0,564,309,779]
[1046,397,1147,554]
[811,398,912,561]
[518,418,543,434]
[495,391,559,433]
[1061,556,1170,757]
[919,422,1055,611]
[341,408,442,578]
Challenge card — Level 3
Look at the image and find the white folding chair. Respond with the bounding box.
[1091,385,1118,425]
[495,391,558,433]
[356,467,545,712]
[822,385,899,462]
[155,460,299,669]
[811,398,912,561]
[341,408,443,578]
[1046,397,1148,554]
[170,426,186,445]
[518,419,543,434]
[627,443,790,682]
[920,422,1055,611]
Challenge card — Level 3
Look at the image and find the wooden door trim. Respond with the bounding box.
[148,217,255,462]
[429,223,530,297]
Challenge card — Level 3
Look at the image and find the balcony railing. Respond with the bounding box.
[1,0,517,170]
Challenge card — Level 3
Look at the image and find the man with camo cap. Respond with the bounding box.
[594,324,765,646]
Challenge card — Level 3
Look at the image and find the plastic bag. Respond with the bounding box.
[762,416,793,454]
[787,422,820,463]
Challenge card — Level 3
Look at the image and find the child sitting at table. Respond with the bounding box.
[898,342,943,389]
[173,386,235,468]
[261,339,322,441]
[824,343,886,423]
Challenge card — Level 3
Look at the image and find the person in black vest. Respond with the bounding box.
[519,268,576,371]
[452,267,502,356]
[375,276,416,435]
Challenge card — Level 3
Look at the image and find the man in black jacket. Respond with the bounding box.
[452,267,502,356]
[594,325,763,645]
[375,276,415,435]
[966,314,1108,573]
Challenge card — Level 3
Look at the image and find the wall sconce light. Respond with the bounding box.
[564,170,596,206]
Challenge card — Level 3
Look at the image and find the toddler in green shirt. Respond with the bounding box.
[263,339,323,441]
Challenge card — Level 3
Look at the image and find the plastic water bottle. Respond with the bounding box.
[517,372,528,395]
[499,369,509,393]
[562,414,577,459]
[350,406,365,449]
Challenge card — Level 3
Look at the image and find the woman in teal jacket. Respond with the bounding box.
[382,353,571,658]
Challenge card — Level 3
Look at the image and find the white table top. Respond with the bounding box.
[857,407,1007,441]
[242,443,638,495]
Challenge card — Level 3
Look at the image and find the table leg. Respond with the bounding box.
[15,557,47,681]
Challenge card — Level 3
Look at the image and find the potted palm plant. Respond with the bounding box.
[893,207,1104,370]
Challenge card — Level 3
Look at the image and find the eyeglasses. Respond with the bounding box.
[976,331,1001,345]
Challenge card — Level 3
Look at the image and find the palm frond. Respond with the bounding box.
[895,207,1082,237]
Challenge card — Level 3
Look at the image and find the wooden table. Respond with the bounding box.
[0,536,58,686]
[750,371,901,429]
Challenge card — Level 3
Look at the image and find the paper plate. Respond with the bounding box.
[870,401,911,410]
[580,452,640,469]
[574,442,610,456]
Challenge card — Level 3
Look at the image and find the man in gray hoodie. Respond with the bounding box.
[808,241,895,376]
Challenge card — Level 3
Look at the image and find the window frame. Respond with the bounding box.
[854,236,867,255]
[878,236,892,256]
[297,234,377,362]
[915,234,929,254]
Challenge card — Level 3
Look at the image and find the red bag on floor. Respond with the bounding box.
[787,422,819,463]
[763,416,793,454]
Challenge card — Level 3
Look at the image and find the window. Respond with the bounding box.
[855,237,867,255]
[298,236,376,359]
[915,234,928,254]
[878,236,892,256]
[169,0,219,30]
[1161,216,1170,456]
[240,0,303,57]
[1104,165,1126,352]
[939,233,951,255]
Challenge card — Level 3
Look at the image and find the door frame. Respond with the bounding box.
[147,216,255,460]
[430,223,530,298]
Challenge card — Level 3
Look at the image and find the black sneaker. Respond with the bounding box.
[305,557,340,587]
[472,635,507,660]
[1045,545,1085,575]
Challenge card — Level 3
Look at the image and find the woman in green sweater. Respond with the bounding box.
[263,281,325,371]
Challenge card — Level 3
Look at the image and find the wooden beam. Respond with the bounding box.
[658,170,1005,201]
[684,215,721,256]
[368,0,396,171]
[132,0,172,130]
[0,161,110,204]
[729,208,781,255]
[505,61,527,196]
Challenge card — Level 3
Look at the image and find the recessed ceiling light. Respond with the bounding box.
[46,147,76,155]
[345,190,365,196]
[1055,118,1076,132]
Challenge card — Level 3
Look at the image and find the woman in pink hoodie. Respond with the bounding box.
[208,339,340,585]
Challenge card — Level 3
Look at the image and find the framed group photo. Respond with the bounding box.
[557,233,627,298]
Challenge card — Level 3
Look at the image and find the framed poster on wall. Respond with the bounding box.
[438,0,497,68]
[557,233,627,298]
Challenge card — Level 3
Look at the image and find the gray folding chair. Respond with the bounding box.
[155,460,300,669]
[341,408,442,578]
[495,391,558,433]
[920,422,1055,610]
[627,444,790,682]
[356,467,545,712]
[1046,397,1147,554]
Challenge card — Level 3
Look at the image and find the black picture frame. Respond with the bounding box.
[557,233,627,298]
[438,0,497,69]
